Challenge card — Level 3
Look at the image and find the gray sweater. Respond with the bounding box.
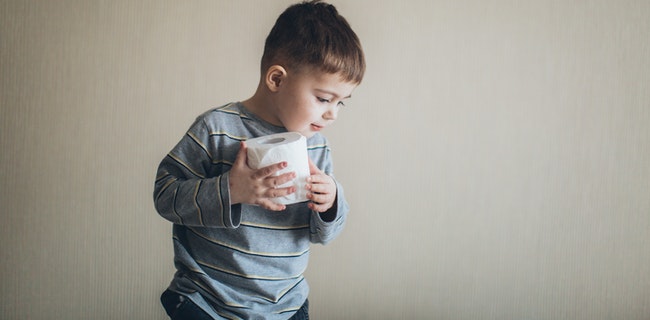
[154,102,348,319]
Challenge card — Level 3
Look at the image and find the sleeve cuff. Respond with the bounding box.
[216,172,241,228]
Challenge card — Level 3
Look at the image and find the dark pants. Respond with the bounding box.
[161,290,309,320]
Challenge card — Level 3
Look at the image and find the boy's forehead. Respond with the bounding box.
[315,88,353,99]
[295,68,357,92]
[314,76,357,98]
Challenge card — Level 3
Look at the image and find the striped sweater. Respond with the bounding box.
[153,102,348,319]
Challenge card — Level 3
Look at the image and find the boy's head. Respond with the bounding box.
[261,0,365,84]
[246,1,364,138]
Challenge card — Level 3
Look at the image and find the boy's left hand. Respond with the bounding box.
[306,158,337,213]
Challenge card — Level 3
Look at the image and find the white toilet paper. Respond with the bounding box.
[246,132,310,205]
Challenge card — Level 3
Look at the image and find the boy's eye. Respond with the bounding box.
[317,97,346,107]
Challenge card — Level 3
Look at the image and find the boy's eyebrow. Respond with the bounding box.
[315,89,352,99]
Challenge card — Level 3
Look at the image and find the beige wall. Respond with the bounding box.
[1,1,649,319]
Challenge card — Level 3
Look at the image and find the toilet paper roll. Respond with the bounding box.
[246,132,310,205]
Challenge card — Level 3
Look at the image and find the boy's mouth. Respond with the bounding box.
[310,123,324,131]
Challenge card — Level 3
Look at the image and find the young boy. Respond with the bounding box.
[153,1,365,319]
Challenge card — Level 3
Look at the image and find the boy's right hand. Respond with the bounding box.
[228,142,296,211]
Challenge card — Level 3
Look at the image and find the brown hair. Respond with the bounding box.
[261,0,365,84]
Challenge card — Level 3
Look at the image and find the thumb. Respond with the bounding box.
[234,141,248,167]
[308,157,321,175]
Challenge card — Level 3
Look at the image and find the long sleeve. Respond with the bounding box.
[309,178,349,244]
[153,117,242,228]
[154,103,350,319]
[307,143,349,245]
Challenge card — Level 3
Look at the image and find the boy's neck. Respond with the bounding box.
[241,89,281,127]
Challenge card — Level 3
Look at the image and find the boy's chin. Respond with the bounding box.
[288,128,317,138]
[300,131,317,138]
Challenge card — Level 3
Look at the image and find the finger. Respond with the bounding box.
[307,183,331,194]
[258,199,286,211]
[307,191,331,205]
[307,174,332,185]
[267,171,296,188]
[308,157,321,175]
[253,161,287,180]
[307,175,335,195]
[266,185,296,198]
[314,194,334,204]
[306,191,319,203]
[308,201,330,213]
[234,142,248,168]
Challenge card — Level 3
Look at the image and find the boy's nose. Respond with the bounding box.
[323,106,338,120]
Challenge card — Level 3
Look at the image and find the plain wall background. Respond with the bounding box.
[1,0,648,319]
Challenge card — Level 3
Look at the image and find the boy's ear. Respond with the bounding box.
[265,65,287,92]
